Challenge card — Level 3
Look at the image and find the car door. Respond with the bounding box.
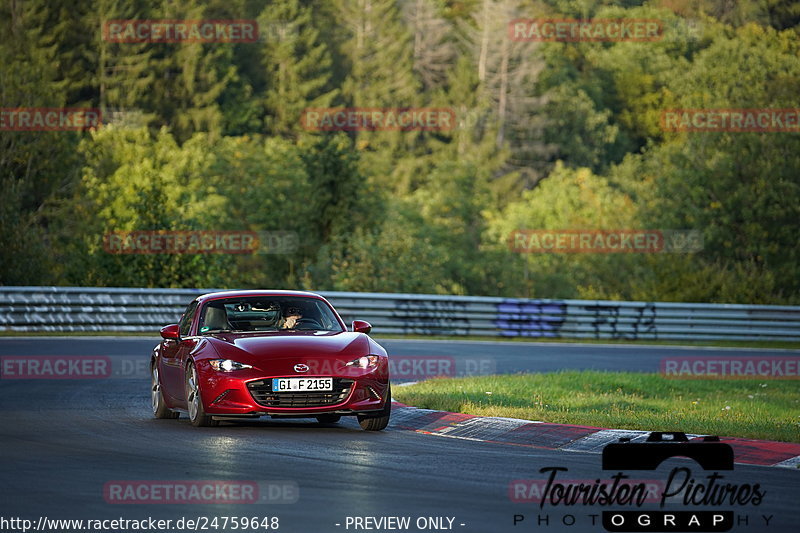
[159,301,198,402]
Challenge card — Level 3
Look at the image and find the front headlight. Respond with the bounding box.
[345,355,379,369]
[209,359,253,372]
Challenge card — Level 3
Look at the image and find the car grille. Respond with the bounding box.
[247,378,354,408]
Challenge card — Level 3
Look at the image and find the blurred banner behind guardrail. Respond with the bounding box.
[1,287,799,341]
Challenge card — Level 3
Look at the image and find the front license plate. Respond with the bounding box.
[272,377,333,392]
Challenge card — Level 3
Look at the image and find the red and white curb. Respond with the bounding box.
[389,402,800,469]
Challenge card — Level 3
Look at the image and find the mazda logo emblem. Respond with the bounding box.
[294,364,309,373]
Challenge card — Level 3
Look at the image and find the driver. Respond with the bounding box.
[279,305,303,329]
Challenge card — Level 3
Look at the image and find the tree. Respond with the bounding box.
[484,162,641,299]
[93,0,155,121]
[641,22,800,301]
[333,0,421,185]
[56,127,233,288]
[144,0,237,142]
[459,0,553,187]
[298,134,383,289]
[208,134,312,288]
[335,0,419,108]
[0,0,84,284]
[401,0,457,91]
[258,0,338,137]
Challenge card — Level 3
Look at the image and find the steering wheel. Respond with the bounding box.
[295,318,323,330]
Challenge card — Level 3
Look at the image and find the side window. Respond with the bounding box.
[179,301,199,336]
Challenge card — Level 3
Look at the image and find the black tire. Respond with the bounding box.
[357,385,391,431]
[316,414,342,424]
[185,361,218,427]
[151,363,179,419]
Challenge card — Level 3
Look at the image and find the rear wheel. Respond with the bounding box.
[185,362,218,427]
[316,414,341,424]
[357,385,391,431]
[152,364,179,419]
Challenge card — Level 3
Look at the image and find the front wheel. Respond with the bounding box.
[152,364,179,419]
[357,385,391,431]
[185,362,218,427]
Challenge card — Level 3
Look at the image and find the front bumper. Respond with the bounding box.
[196,362,389,417]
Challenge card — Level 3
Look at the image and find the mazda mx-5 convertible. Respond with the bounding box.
[150,290,391,430]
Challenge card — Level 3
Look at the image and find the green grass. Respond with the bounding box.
[393,371,800,443]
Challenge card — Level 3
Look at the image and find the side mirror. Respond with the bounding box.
[352,320,372,334]
[160,324,180,340]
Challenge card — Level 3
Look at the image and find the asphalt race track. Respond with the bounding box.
[1,337,798,533]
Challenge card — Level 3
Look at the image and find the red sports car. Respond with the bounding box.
[150,290,391,430]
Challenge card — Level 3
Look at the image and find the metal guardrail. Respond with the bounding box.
[1,286,799,341]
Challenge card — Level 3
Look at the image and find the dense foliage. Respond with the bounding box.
[1,0,798,303]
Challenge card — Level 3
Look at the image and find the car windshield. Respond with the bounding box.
[198,296,344,334]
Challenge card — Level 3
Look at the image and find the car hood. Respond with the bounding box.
[204,331,370,374]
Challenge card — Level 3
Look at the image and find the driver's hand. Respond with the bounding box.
[283,315,300,329]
